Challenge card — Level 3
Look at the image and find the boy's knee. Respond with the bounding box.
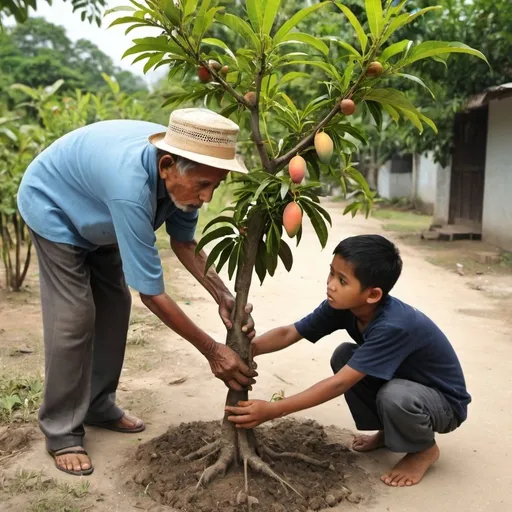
[330,343,357,373]
[377,380,419,416]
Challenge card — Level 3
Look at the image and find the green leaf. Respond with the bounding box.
[363,88,417,111]
[401,41,488,67]
[331,39,362,59]
[366,101,383,130]
[105,5,135,15]
[196,226,235,253]
[202,215,238,233]
[302,199,332,226]
[333,3,368,53]
[279,72,310,87]
[418,112,438,134]
[217,14,260,50]
[382,7,442,44]
[228,241,241,280]
[280,182,290,200]
[255,241,267,285]
[399,108,423,133]
[336,123,369,144]
[216,242,235,274]
[205,238,234,272]
[262,0,283,35]
[382,103,400,123]
[380,40,410,62]
[280,33,330,56]
[201,38,236,60]
[395,73,435,99]
[266,222,281,255]
[183,0,199,19]
[192,0,212,38]
[343,201,360,218]
[301,200,328,249]
[108,15,144,27]
[278,239,293,271]
[365,0,383,39]
[253,179,272,201]
[246,0,263,33]
[273,2,328,44]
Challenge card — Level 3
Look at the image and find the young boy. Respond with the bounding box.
[226,235,471,487]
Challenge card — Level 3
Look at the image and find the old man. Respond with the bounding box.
[17,108,257,476]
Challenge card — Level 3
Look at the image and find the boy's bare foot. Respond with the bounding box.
[352,431,385,452]
[381,443,440,487]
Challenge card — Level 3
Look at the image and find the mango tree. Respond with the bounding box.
[111,0,486,499]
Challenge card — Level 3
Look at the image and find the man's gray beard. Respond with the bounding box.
[170,193,197,213]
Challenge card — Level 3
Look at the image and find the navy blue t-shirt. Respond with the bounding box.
[295,296,471,423]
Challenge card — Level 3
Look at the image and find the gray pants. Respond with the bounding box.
[31,230,132,451]
[331,343,459,453]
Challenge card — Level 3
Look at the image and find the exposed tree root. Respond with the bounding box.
[184,439,220,461]
[258,442,332,469]
[196,443,235,488]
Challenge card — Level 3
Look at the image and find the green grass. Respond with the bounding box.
[0,376,43,424]
[1,470,93,512]
[372,208,431,234]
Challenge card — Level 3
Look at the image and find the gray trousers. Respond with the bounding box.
[331,343,460,453]
[30,230,132,451]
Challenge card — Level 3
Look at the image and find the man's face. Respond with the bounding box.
[326,254,378,310]
[159,155,229,212]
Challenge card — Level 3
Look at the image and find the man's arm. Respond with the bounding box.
[171,239,255,336]
[171,238,230,304]
[251,325,303,357]
[225,365,365,429]
[141,292,256,391]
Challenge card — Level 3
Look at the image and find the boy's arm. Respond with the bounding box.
[251,325,303,357]
[225,365,365,429]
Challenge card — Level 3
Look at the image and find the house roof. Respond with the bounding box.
[466,83,512,110]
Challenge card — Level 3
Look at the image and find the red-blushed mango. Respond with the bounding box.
[244,91,257,105]
[220,65,229,76]
[288,155,307,183]
[366,61,383,78]
[314,132,334,164]
[340,98,356,115]
[283,202,302,238]
[198,66,211,83]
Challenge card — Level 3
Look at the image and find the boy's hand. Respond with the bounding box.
[225,400,279,429]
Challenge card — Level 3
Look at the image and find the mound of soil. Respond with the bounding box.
[0,425,34,455]
[131,419,372,512]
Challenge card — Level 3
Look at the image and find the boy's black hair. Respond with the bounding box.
[333,235,402,297]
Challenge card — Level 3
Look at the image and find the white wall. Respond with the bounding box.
[482,96,512,251]
[416,152,438,205]
[377,161,412,199]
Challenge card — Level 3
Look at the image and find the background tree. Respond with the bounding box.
[112,0,485,500]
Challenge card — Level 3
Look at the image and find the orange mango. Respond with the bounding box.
[314,132,334,164]
[283,202,302,238]
[288,155,307,183]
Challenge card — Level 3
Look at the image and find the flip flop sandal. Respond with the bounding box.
[48,448,94,476]
[85,414,146,433]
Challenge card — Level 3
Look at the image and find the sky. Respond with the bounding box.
[29,0,165,84]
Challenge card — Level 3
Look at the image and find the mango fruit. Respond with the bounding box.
[244,91,257,105]
[366,61,383,78]
[220,65,229,76]
[314,132,334,164]
[288,155,307,183]
[198,66,211,83]
[208,59,222,72]
[283,202,302,238]
[340,98,356,116]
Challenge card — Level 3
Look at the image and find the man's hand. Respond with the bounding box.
[206,342,258,391]
[218,293,256,340]
[225,400,279,429]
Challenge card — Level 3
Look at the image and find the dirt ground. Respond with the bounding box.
[1,201,512,511]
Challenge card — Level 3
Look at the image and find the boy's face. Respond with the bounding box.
[326,254,382,310]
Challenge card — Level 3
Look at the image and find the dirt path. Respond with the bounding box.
[2,202,512,511]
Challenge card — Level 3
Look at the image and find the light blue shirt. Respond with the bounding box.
[18,120,199,295]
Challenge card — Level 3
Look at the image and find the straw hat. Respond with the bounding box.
[149,108,248,174]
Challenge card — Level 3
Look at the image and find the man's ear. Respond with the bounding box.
[158,154,174,177]
[366,287,383,305]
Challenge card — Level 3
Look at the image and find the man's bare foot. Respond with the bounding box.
[381,443,440,487]
[352,431,385,452]
[54,446,92,474]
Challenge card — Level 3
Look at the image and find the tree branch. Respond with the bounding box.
[251,55,273,172]
[272,101,341,172]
